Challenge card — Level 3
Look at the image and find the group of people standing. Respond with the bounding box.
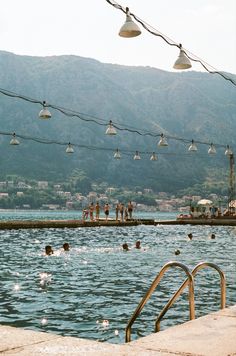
[82,201,134,222]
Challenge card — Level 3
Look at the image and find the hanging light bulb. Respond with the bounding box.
[39,101,51,119]
[173,44,192,70]
[208,143,216,155]
[114,148,121,159]
[119,7,141,38]
[10,133,20,145]
[66,143,74,153]
[225,145,233,156]
[150,152,157,161]
[133,151,141,160]
[158,134,168,147]
[188,140,197,152]
[105,120,117,135]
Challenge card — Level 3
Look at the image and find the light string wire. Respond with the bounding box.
[105,0,236,87]
[0,87,233,150]
[4,130,231,157]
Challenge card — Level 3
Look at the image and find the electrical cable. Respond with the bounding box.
[105,0,236,87]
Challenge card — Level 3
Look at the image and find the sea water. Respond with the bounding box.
[0,211,235,343]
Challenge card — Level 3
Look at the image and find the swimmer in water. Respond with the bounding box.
[63,242,70,251]
[188,233,193,240]
[122,243,129,251]
[135,240,141,249]
[45,245,53,256]
[210,233,216,239]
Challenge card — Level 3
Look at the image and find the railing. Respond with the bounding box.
[125,261,195,343]
[125,261,226,343]
[155,261,226,332]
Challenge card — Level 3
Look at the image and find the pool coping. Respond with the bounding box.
[1,305,236,355]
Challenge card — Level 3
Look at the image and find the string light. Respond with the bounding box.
[105,120,117,135]
[114,148,121,159]
[188,140,198,152]
[39,101,52,119]
[10,133,20,145]
[133,151,141,160]
[158,134,168,147]
[150,152,158,161]
[66,143,74,153]
[208,143,216,155]
[105,0,236,87]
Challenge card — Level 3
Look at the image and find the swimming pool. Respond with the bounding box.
[0,212,236,344]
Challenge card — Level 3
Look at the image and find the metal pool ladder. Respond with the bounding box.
[125,261,226,342]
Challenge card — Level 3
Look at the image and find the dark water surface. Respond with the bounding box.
[0,211,235,343]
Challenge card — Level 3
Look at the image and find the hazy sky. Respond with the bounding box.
[1,0,236,74]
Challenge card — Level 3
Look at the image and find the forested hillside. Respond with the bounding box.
[0,50,235,193]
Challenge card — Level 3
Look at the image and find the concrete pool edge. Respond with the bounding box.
[1,305,236,355]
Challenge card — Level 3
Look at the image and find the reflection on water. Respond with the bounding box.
[0,211,236,343]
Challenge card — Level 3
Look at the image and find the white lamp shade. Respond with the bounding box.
[66,143,74,153]
[114,149,121,159]
[119,14,141,38]
[39,103,51,119]
[10,133,20,145]
[150,152,157,161]
[106,121,117,135]
[158,135,168,147]
[133,151,141,160]
[225,145,233,156]
[208,144,216,154]
[188,140,197,152]
[173,49,192,70]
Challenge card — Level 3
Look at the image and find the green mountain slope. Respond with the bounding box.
[0,50,235,193]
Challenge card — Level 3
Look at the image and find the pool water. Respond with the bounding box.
[0,211,236,343]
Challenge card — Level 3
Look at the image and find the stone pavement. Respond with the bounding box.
[1,305,236,355]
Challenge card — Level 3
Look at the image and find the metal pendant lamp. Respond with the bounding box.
[188,140,197,152]
[114,148,121,159]
[106,120,117,135]
[119,7,141,38]
[66,143,74,153]
[150,152,158,161]
[10,133,20,145]
[225,145,233,156]
[208,143,216,155]
[158,134,168,147]
[39,101,51,119]
[133,151,141,160]
[173,44,192,70]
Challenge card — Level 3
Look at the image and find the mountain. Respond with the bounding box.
[0,50,235,193]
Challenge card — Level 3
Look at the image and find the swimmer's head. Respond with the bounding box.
[135,241,141,249]
[174,249,180,256]
[122,243,129,251]
[45,245,53,255]
[63,242,70,251]
[210,233,216,239]
[188,233,193,240]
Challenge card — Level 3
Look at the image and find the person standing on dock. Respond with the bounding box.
[115,203,120,221]
[89,202,94,221]
[120,203,124,222]
[104,203,110,222]
[95,202,100,221]
[128,201,133,219]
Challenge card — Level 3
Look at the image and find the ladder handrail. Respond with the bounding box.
[155,261,226,332]
[125,261,195,343]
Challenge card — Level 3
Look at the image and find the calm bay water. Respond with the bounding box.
[0,210,236,344]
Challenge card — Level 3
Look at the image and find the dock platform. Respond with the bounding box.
[1,305,236,355]
[0,218,155,230]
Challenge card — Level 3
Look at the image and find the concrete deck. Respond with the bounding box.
[1,305,236,355]
[0,218,155,230]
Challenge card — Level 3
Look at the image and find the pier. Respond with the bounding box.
[0,218,155,230]
[1,305,236,355]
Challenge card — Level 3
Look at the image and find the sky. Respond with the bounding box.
[0,0,236,74]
